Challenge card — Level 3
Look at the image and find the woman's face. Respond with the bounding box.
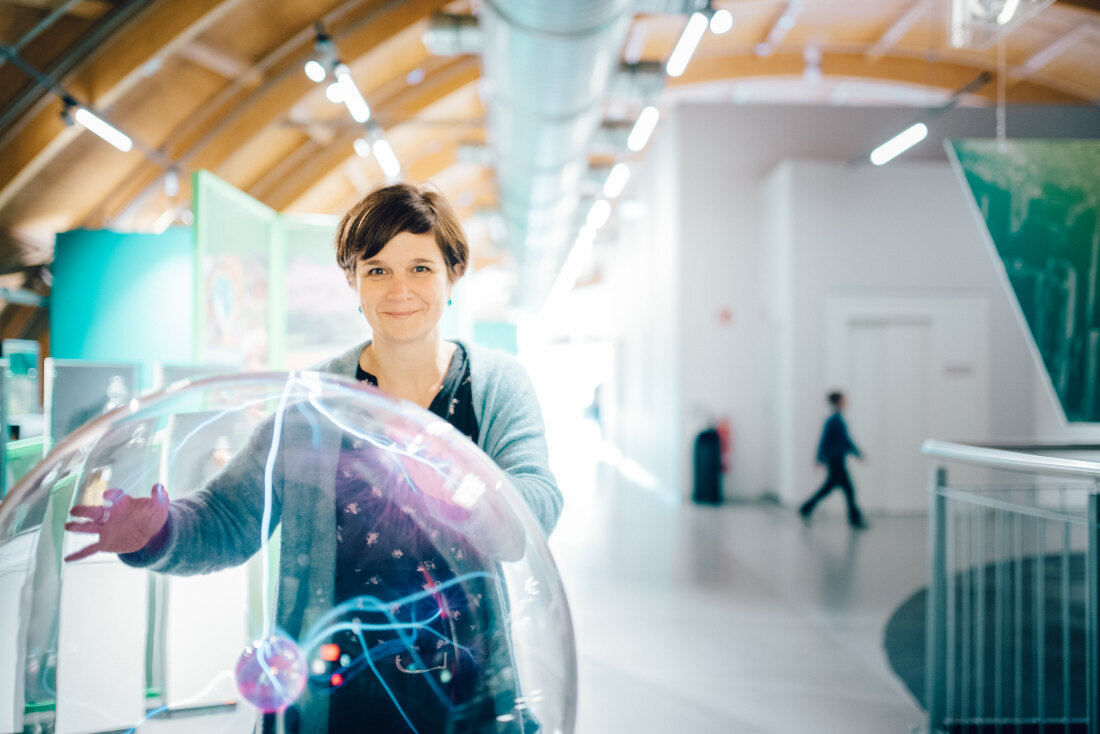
[354,231,452,346]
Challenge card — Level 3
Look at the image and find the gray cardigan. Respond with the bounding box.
[124,338,562,622]
[316,339,562,537]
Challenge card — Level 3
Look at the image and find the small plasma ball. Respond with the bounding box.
[235,635,307,713]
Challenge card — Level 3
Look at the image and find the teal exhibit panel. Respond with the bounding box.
[193,170,280,370]
[50,228,194,389]
[950,139,1100,423]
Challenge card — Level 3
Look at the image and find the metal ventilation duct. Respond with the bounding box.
[479,0,634,307]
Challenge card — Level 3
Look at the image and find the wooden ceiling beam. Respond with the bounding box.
[0,0,242,214]
[175,0,451,177]
[867,1,928,62]
[253,59,480,211]
[678,51,1088,104]
[1013,23,1099,77]
[3,0,112,20]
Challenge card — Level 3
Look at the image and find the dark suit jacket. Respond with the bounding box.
[816,412,860,464]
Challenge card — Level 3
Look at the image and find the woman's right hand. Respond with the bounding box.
[64,484,170,562]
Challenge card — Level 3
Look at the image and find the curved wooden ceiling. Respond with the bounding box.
[0,0,1098,280]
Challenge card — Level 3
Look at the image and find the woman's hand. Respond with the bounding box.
[64,484,170,562]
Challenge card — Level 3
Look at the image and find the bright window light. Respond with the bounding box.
[666,12,709,77]
[869,122,928,166]
[373,138,401,178]
[710,9,733,34]
[627,106,660,152]
[73,107,132,152]
[335,64,371,123]
[353,138,371,158]
[325,82,343,103]
[304,60,326,82]
[603,163,631,199]
[587,199,611,229]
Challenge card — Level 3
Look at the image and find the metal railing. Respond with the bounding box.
[923,440,1100,734]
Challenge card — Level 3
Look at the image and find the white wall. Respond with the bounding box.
[766,159,1038,505]
[607,111,682,499]
[619,103,1100,503]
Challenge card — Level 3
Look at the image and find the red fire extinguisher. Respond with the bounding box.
[715,418,732,474]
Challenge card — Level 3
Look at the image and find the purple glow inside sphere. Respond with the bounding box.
[234,634,307,713]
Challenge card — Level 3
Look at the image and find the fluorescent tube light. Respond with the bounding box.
[335,64,371,122]
[627,106,659,152]
[603,163,631,199]
[73,107,132,152]
[587,199,611,229]
[353,138,371,158]
[869,122,928,166]
[997,0,1020,24]
[666,12,709,77]
[373,138,401,178]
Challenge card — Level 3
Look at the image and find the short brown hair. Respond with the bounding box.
[335,183,468,284]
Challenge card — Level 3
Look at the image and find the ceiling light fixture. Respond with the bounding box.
[710,9,733,34]
[304,60,326,82]
[870,122,928,165]
[61,97,132,152]
[334,63,370,122]
[372,137,401,178]
[627,106,660,152]
[587,199,611,229]
[666,12,709,77]
[603,163,631,199]
[305,23,336,82]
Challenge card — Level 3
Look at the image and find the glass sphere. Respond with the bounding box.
[0,373,575,734]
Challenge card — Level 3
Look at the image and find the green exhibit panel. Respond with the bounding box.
[951,139,1100,423]
[50,227,194,389]
[281,214,364,369]
[193,170,282,369]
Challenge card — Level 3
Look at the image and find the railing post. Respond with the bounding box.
[1088,488,1099,734]
[927,464,948,733]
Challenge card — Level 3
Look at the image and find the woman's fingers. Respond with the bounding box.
[103,488,125,502]
[69,504,107,521]
[63,543,102,563]
[64,520,103,534]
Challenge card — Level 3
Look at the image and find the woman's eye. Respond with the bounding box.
[414,265,431,273]
[366,268,385,276]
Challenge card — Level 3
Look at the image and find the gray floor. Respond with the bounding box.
[548,427,930,734]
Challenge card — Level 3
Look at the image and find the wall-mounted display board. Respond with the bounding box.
[193,171,279,370]
[950,139,1100,423]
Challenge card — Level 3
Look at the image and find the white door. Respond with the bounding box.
[846,319,932,514]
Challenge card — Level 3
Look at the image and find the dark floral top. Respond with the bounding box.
[310,344,528,733]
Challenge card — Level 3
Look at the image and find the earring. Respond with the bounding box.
[447,298,453,306]
[357,305,362,314]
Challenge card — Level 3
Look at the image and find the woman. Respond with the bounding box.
[66,183,562,733]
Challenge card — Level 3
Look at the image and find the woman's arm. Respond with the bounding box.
[65,406,296,575]
[476,359,563,538]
